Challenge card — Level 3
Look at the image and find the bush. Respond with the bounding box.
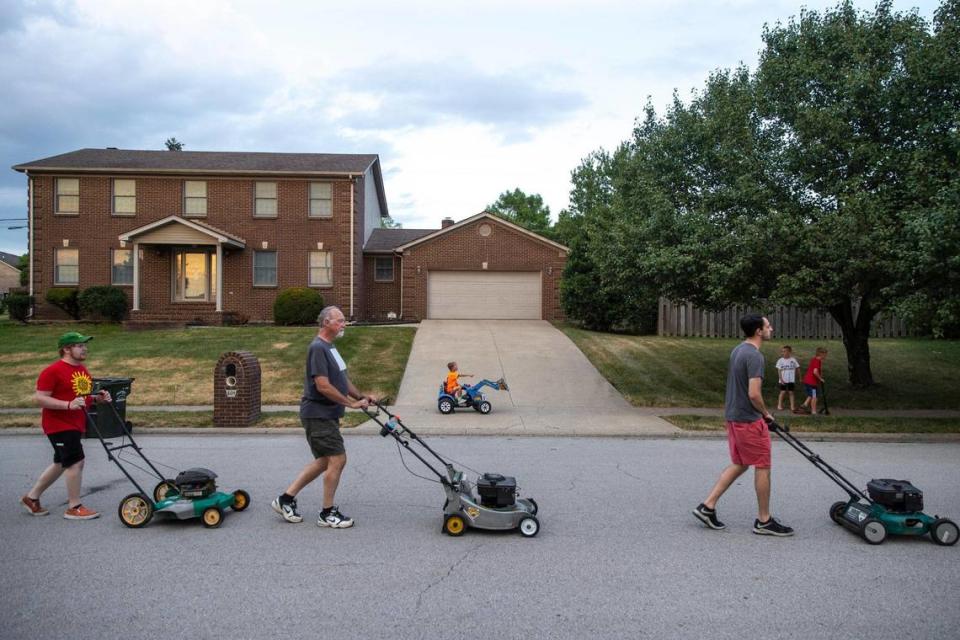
[45,287,80,319]
[273,287,324,325]
[6,292,34,323]
[79,286,129,322]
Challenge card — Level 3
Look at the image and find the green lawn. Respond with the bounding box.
[558,325,960,410]
[0,321,415,408]
[664,415,960,434]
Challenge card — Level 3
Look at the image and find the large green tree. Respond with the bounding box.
[563,1,959,387]
[486,188,552,235]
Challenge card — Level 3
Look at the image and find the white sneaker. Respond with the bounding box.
[271,496,303,523]
[317,506,354,528]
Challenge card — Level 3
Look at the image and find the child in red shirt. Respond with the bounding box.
[798,347,828,416]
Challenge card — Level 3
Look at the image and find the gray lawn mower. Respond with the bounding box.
[363,402,540,537]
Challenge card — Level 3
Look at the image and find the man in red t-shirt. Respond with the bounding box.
[798,347,828,416]
[20,332,111,520]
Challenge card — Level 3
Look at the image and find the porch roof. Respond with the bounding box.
[119,216,246,249]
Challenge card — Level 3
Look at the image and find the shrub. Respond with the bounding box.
[273,287,324,325]
[6,292,34,323]
[45,287,80,319]
[79,286,129,322]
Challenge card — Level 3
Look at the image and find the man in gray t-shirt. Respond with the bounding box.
[272,306,373,529]
[692,314,794,537]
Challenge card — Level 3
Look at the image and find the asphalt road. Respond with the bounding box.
[2,433,958,640]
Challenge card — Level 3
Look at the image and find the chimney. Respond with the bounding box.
[441,217,454,229]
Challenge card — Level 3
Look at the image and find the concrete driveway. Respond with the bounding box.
[391,320,676,435]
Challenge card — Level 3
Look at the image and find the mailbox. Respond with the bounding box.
[213,351,261,428]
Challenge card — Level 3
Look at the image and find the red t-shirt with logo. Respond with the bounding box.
[36,359,94,434]
[802,356,823,386]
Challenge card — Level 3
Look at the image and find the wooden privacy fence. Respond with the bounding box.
[658,299,915,339]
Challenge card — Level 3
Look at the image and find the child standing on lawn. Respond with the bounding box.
[775,345,800,412]
[798,347,828,415]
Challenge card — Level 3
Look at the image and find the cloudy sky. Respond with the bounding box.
[0,0,940,255]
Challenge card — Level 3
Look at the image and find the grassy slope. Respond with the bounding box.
[664,415,960,433]
[559,325,960,410]
[0,322,415,408]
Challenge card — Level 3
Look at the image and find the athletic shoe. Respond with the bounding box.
[20,495,49,516]
[63,504,100,520]
[753,517,795,537]
[271,496,303,523]
[317,506,354,528]
[692,503,725,530]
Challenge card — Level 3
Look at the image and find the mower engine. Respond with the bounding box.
[476,473,517,508]
[867,478,923,512]
[175,468,218,498]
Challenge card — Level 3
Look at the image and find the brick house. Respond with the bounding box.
[13,148,568,324]
[0,251,22,298]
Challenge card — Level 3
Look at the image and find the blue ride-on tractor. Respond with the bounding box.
[438,377,509,414]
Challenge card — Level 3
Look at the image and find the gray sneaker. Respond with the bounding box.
[753,517,794,537]
[317,506,354,528]
[271,496,303,523]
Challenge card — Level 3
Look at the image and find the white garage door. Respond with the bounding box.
[428,271,542,319]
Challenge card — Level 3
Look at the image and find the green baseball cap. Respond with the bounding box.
[58,331,93,349]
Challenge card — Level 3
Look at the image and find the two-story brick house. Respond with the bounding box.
[13,148,568,324]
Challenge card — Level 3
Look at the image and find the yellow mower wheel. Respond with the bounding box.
[444,514,466,536]
[118,493,154,528]
[231,490,250,512]
[202,506,223,528]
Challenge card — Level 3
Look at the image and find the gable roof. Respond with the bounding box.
[13,148,390,218]
[0,251,21,270]
[363,228,435,253]
[119,216,246,248]
[394,212,569,254]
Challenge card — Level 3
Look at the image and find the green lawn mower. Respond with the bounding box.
[85,403,250,529]
[770,421,957,546]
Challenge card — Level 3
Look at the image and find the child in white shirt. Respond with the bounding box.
[775,345,800,412]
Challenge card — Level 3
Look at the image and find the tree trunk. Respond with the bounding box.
[828,297,875,388]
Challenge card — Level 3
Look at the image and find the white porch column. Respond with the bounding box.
[132,241,140,311]
[215,243,223,312]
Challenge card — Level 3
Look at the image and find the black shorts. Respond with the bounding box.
[302,417,345,458]
[779,383,796,391]
[48,430,85,468]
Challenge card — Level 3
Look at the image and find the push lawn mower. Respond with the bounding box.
[364,401,540,537]
[769,420,957,546]
[84,394,250,529]
[437,377,509,414]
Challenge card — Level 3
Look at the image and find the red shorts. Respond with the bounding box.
[725,419,771,468]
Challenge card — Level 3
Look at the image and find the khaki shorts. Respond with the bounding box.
[302,417,345,458]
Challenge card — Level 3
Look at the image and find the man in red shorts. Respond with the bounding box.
[20,332,111,520]
[693,314,794,536]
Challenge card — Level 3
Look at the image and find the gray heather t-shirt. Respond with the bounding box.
[300,337,349,420]
[724,342,765,422]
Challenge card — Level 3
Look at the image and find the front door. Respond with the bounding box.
[173,250,217,302]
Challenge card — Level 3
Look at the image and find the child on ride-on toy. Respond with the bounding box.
[445,362,473,403]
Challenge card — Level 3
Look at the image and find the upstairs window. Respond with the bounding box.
[309,182,332,218]
[55,248,79,285]
[309,251,332,286]
[113,179,136,215]
[253,251,277,286]
[184,180,207,216]
[254,181,278,217]
[374,257,394,282]
[111,249,133,285]
[56,178,79,214]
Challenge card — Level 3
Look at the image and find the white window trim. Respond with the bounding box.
[308,251,333,288]
[254,181,278,218]
[112,179,136,216]
[183,180,208,217]
[308,182,333,219]
[111,248,134,286]
[54,248,79,285]
[374,256,394,283]
[55,178,80,216]
[253,250,278,287]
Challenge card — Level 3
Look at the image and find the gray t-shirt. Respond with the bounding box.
[724,342,765,422]
[300,337,349,420]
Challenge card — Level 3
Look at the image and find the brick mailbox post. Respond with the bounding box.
[213,351,261,428]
